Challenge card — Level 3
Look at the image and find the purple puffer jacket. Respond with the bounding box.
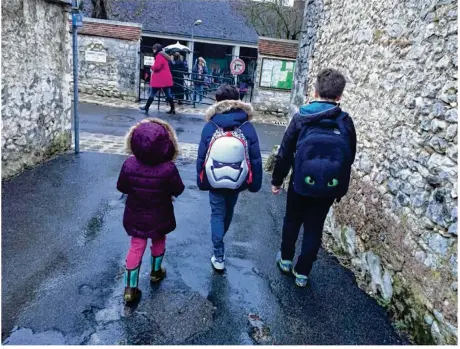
[117,118,185,240]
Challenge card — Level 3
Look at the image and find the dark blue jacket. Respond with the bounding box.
[197,100,263,193]
[272,101,357,188]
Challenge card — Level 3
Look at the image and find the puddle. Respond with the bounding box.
[3,327,67,345]
[95,308,122,324]
[77,199,111,246]
[248,313,275,345]
[175,157,195,166]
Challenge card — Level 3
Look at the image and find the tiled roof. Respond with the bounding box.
[82,0,259,45]
[69,18,142,41]
[258,37,298,59]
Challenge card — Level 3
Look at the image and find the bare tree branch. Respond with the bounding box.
[91,0,110,19]
[231,0,304,40]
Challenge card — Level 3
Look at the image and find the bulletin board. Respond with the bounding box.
[259,57,295,90]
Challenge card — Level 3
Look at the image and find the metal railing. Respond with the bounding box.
[139,69,255,109]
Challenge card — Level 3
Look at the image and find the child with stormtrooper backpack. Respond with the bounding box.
[196,85,262,271]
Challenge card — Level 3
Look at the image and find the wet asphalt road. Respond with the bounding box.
[2,150,407,345]
[77,102,285,154]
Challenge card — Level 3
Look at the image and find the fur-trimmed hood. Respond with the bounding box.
[125,118,179,164]
[159,51,172,61]
[204,100,254,121]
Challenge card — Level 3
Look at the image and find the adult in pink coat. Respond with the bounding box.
[140,43,176,114]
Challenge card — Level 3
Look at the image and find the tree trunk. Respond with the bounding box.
[288,0,323,120]
[91,0,109,19]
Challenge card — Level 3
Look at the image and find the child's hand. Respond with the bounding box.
[272,185,282,195]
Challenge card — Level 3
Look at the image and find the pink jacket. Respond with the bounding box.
[150,52,173,88]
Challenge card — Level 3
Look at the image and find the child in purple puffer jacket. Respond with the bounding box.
[117,118,185,303]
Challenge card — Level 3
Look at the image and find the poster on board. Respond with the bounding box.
[259,58,295,90]
[144,55,155,66]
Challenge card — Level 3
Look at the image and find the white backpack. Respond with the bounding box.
[203,122,252,190]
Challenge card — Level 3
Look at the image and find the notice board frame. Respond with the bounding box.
[258,56,296,91]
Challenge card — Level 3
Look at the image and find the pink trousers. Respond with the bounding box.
[125,236,166,269]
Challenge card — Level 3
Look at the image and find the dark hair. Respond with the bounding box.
[314,68,346,100]
[215,85,239,102]
[152,43,163,57]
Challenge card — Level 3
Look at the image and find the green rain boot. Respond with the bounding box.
[150,254,166,283]
[124,265,142,303]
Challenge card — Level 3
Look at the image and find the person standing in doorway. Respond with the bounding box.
[140,43,176,115]
[171,53,187,105]
[238,78,249,101]
[193,57,208,105]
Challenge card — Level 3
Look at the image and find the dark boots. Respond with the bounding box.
[124,265,142,303]
[166,98,176,115]
[140,97,154,114]
[150,254,166,283]
[140,97,175,115]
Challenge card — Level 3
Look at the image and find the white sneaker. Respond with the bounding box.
[211,255,225,271]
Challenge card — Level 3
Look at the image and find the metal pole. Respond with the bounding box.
[191,25,195,108]
[138,50,142,102]
[72,0,79,154]
[191,26,194,52]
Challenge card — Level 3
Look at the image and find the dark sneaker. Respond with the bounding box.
[292,269,308,287]
[276,251,293,273]
[211,255,225,271]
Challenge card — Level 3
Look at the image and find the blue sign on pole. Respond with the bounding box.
[71,10,82,153]
[72,13,83,28]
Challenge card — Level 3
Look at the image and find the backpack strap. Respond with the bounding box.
[237,121,249,131]
[209,120,222,131]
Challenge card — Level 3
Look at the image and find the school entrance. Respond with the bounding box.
[138,37,258,108]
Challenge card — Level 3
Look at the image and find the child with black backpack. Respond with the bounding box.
[272,68,357,287]
[197,85,262,271]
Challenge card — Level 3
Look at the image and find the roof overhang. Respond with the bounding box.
[142,31,258,49]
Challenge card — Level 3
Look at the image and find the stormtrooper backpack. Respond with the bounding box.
[200,122,252,190]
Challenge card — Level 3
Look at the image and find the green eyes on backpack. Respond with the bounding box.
[328,179,339,187]
[304,177,339,187]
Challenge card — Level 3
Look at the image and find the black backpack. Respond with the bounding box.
[293,108,353,199]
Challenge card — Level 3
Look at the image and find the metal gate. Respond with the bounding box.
[138,48,257,109]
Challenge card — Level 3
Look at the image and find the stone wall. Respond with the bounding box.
[71,18,141,101]
[306,0,457,344]
[288,0,323,117]
[2,0,72,179]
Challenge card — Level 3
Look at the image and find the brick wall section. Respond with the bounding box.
[69,18,141,41]
[258,37,299,59]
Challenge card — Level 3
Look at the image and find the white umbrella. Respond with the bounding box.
[164,41,191,54]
